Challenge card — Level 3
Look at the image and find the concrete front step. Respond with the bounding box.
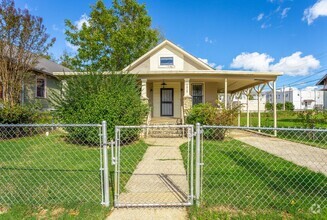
[149,117,181,125]
[147,128,186,138]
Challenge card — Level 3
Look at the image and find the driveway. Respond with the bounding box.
[230,130,327,176]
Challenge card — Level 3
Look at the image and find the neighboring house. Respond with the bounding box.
[232,93,267,112]
[316,74,327,110]
[55,40,281,121]
[265,87,324,110]
[0,57,71,110]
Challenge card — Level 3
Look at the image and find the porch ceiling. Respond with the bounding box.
[142,71,281,93]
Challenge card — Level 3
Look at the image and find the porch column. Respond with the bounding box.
[244,89,251,127]
[183,78,192,115]
[254,84,265,130]
[141,78,148,104]
[273,81,277,136]
[237,92,241,127]
[268,81,277,136]
[246,91,250,127]
[224,78,228,108]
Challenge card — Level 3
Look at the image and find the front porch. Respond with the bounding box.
[140,72,280,130]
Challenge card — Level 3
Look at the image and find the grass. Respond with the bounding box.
[180,138,327,219]
[113,139,148,193]
[239,111,327,128]
[238,111,327,149]
[0,130,148,219]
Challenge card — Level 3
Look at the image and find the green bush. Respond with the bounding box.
[297,110,320,129]
[186,102,240,140]
[0,104,41,124]
[285,102,294,111]
[0,104,46,139]
[277,103,283,110]
[265,103,272,111]
[52,72,148,144]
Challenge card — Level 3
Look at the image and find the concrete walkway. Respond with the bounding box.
[107,138,189,220]
[230,130,327,175]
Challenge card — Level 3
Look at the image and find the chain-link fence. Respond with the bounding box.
[199,125,327,216]
[0,124,105,205]
[113,125,194,207]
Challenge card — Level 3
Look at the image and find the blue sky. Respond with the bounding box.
[14,0,327,89]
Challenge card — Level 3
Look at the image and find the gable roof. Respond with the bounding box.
[123,39,215,71]
[33,57,72,76]
[316,74,327,86]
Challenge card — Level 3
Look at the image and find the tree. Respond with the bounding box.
[0,0,55,106]
[52,72,148,143]
[65,0,159,71]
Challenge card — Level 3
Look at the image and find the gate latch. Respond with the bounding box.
[110,140,116,165]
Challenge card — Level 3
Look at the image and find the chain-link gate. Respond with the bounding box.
[112,125,194,207]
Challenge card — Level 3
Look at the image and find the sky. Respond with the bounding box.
[14,0,327,90]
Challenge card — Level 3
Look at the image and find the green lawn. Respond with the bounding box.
[180,139,327,219]
[0,130,147,219]
[239,111,327,128]
[238,111,327,149]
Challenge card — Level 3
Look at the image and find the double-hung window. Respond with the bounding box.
[36,78,46,98]
[192,84,203,105]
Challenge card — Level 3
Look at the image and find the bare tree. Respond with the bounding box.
[0,0,55,106]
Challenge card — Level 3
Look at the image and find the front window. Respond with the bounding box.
[192,84,203,105]
[160,57,174,66]
[36,78,46,98]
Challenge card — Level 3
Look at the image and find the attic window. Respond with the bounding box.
[160,57,174,66]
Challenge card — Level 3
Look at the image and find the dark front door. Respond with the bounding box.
[161,88,174,116]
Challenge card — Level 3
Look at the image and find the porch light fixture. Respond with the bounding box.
[161,80,167,88]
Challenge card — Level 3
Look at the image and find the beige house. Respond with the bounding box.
[123,40,281,126]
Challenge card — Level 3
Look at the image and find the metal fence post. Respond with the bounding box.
[102,121,110,207]
[195,122,201,206]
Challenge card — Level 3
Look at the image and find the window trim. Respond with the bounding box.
[35,76,47,99]
[159,56,174,67]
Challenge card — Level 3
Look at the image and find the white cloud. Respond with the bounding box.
[65,41,79,52]
[230,51,320,76]
[281,7,291,19]
[271,52,320,76]
[75,14,90,30]
[231,52,274,71]
[204,37,213,44]
[216,65,224,70]
[303,0,327,24]
[257,13,264,21]
[198,58,216,68]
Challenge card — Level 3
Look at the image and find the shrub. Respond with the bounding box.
[0,103,45,139]
[265,103,273,111]
[186,102,240,140]
[52,72,148,144]
[297,110,320,129]
[277,103,283,110]
[0,103,41,124]
[285,102,294,111]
